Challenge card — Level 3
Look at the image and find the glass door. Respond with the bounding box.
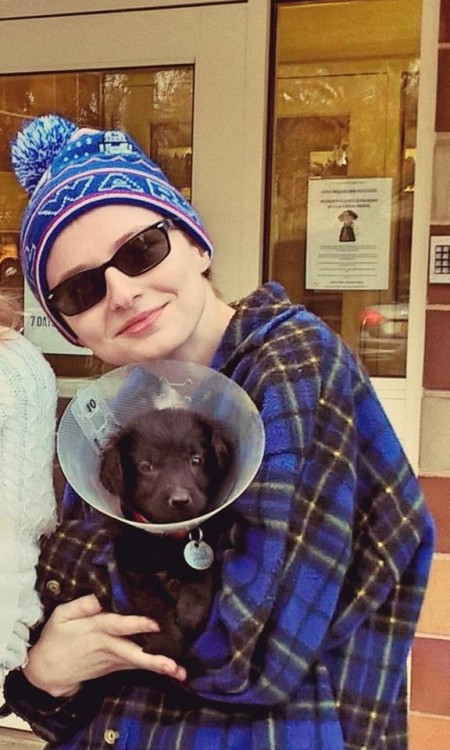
[0,0,269,390]
[266,0,421,377]
[265,0,423,442]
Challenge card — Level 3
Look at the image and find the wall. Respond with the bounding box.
[410,0,450,746]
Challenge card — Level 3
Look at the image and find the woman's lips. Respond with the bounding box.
[117,306,166,336]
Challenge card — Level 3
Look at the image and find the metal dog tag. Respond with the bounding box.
[183,528,214,570]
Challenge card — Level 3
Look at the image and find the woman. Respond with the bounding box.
[3,115,434,749]
[0,292,56,687]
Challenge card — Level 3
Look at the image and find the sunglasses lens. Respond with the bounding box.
[51,271,105,316]
[116,225,170,277]
[48,222,172,316]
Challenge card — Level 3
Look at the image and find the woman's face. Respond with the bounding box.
[46,204,214,366]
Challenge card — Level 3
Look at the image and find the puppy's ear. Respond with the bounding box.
[99,432,125,497]
[211,427,234,473]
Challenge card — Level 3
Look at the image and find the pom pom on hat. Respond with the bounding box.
[11,115,77,195]
[10,114,214,346]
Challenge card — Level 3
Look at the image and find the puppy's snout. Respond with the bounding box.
[169,490,192,508]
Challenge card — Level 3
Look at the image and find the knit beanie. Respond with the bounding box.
[10,114,213,345]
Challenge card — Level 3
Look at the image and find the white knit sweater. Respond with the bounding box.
[0,331,57,686]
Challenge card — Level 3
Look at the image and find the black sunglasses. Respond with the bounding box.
[46,218,176,316]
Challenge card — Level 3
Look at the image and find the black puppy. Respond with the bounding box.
[98,407,234,662]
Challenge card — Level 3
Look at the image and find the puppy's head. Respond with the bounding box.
[99,408,233,525]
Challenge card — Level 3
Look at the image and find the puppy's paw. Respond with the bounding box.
[176,595,210,633]
[135,626,184,661]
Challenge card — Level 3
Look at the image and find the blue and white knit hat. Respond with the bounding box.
[11,114,213,345]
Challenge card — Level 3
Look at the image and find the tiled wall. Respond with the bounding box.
[410,1,450,746]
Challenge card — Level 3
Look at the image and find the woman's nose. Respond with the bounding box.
[104,266,142,309]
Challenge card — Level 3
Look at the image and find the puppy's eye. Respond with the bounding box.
[138,460,154,474]
[191,455,203,467]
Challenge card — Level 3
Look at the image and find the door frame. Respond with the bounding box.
[401,0,439,468]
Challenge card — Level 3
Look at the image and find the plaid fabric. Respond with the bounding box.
[5,283,434,749]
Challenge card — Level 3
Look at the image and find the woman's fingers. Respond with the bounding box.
[53,594,161,635]
[91,610,161,637]
[106,636,187,681]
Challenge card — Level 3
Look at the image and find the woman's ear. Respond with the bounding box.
[198,250,211,274]
[185,236,211,273]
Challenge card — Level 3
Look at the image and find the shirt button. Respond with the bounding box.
[46,580,61,595]
[104,728,120,745]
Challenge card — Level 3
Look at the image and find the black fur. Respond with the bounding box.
[98,407,235,662]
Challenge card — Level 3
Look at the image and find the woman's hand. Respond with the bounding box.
[23,594,187,698]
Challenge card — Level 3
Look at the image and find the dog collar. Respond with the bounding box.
[130,514,213,566]
[132,511,188,539]
[132,511,151,524]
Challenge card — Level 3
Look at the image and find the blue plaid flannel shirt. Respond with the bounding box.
[4,283,434,749]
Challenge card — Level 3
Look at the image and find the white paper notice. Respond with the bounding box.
[306,177,392,290]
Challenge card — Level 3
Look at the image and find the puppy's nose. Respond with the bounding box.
[169,490,191,508]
